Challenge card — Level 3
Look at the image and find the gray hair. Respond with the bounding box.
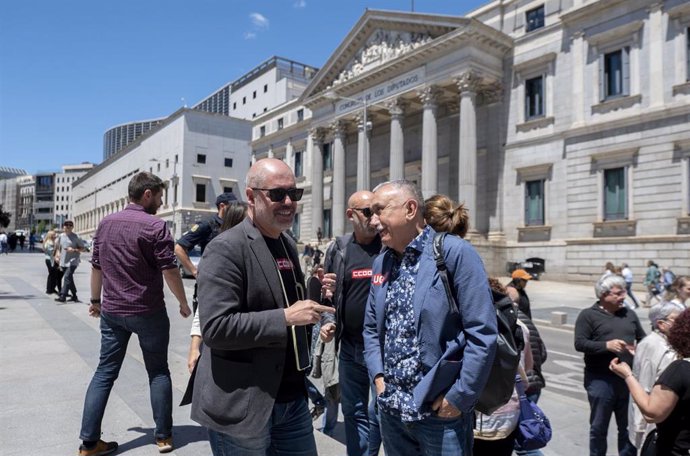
[373,180,425,216]
[595,275,627,299]
[649,302,681,330]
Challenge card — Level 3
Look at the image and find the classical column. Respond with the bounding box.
[455,71,481,236]
[418,86,440,198]
[387,98,407,181]
[356,111,370,191]
[571,31,585,126]
[331,121,347,237]
[309,128,325,241]
[285,141,294,171]
[648,3,663,106]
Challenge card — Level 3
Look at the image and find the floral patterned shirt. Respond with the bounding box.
[378,226,431,422]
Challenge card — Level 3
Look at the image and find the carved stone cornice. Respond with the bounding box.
[386,98,408,119]
[455,71,482,94]
[417,86,441,108]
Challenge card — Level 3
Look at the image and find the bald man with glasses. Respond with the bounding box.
[320,190,383,456]
[191,158,334,456]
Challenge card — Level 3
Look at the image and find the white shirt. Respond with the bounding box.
[622,267,633,283]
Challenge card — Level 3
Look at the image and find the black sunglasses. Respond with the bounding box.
[252,187,304,202]
[351,207,373,218]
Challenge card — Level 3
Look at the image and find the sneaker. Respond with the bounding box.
[156,437,173,453]
[55,296,66,303]
[78,440,118,456]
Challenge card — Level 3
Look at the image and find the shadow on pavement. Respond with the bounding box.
[121,425,208,452]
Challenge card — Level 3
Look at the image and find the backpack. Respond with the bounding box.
[432,232,523,415]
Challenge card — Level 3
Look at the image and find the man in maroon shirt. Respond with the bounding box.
[77,172,191,456]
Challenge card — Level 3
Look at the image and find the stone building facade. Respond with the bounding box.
[252,1,690,282]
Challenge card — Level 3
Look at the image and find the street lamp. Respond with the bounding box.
[324,90,373,190]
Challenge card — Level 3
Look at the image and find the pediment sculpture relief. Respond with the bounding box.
[330,30,432,88]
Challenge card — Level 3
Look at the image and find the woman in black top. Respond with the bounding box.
[610,308,690,456]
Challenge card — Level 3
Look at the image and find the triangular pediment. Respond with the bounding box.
[301,9,471,100]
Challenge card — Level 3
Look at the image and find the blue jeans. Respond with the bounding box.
[305,379,339,436]
[60,263,78,298]
[584,371,636,456]
[379,410,473,456]
[79,308,172,442]
[208,397,317,456]
[339,337,382,456]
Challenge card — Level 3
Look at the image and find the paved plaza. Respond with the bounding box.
[1,249,646,455]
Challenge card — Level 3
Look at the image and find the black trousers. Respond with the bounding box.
[45,260,63,293]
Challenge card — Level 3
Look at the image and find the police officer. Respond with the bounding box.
[176,192,237,374]
[175,192,238,284]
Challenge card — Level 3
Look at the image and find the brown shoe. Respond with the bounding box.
[78,440,118,456]
[156,437,173,453]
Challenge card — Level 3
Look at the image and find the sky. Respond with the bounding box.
[0,0,486,175]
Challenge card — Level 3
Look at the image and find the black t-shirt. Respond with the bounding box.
[342,236,382,343]
[655,359,690,455]
[263,235,307,403]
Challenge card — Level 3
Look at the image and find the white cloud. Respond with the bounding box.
[243,31,257,40]
[249,13,269,30]
[293,0,306,8]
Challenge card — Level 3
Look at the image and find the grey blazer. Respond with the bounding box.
[190,217,305,435]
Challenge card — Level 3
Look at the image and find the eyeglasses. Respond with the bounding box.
[252,187,304,202]
[351,207,373,218]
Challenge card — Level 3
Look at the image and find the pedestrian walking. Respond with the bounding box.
[0,230,8,255]
[77,172,191,456]
[574,274,646,456]
[320,190,383,456]
[363,180,497,456]
[621,263,640,308]
[54,220,85,303]
[643,260,662,307]
[191,158,334,455]
[42,230,63,294]
[610,308,690,456]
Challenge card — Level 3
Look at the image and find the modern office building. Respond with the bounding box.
[53,163,95,226]
[252,0,690,282]
[75,108,251,240]
[33,173,56,226]
[103,118,165,160]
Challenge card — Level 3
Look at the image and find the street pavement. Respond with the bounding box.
[1,249,649,455]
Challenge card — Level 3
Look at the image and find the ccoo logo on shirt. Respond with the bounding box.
[351,268,373,279]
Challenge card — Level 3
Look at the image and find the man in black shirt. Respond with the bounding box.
[574,274,645,456]
[506,268,533,318]
[321,190,382,456]
[192,159,334,455]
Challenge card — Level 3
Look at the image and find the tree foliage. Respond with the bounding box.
[0,204,11,228]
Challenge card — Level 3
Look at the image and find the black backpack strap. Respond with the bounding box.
[433,232,458,315]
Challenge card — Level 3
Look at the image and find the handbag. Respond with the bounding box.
[514,375,552,450]
[639,429,657,456]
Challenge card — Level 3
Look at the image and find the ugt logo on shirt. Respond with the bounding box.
[372,274,386,286]
[351,268,373,280]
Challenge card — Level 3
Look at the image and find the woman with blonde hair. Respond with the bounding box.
[663,276,690,310]
[42,231,63,294]
[424,194,469,238]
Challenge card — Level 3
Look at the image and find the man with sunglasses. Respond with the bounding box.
[320,190,383,456]
[192,158,334,456]
[54,220,85,303]
[362,180,497,456]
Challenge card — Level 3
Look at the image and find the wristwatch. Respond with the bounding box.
[90,298,101,305]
